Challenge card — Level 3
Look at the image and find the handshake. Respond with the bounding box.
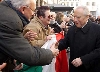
[24,29,59,57]
[50,43,59,57]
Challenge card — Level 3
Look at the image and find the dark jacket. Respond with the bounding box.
[0,1,53,66]
[58,20,100,72]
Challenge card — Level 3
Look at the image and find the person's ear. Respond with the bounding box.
[39,16,43,20]
[19,6,26,14]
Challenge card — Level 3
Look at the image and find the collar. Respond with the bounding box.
[34,16,48,29]
[81,19,92,33]
[82,20,88,28]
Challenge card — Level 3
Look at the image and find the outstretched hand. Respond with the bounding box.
[50,43,59,57]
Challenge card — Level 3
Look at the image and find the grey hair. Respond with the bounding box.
[5,0,31,9]
[75,6,90,16]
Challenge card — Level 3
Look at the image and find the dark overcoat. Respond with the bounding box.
[58,20,100,72]
[0,1,53,66]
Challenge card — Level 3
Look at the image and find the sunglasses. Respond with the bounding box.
[48,15,53,19]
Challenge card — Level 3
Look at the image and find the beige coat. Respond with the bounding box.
[23,17,51,47]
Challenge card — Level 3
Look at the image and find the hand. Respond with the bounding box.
[55,42,59,46]
[71,57,82,67]
[13,63,23,70]
[50,43,59,57]
[60,31,65,36]
[50,27,54,34]
[24,30,37,41]
[0,63,7,70]
[59,21,66,28]
[46,35,52,41]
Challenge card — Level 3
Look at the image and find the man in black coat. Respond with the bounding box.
[58,6,100,72]
[0,0,59,66]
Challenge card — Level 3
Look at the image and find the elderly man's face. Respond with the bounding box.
[20,0,36,21]
[73,8,89,28]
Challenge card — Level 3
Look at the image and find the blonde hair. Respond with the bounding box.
[56,12,64,24]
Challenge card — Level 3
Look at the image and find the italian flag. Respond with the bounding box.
[42,32,69,72]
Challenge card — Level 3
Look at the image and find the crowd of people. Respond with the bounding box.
[0,0,100,72]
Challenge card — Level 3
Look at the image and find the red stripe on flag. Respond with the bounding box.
[55,33,69,72]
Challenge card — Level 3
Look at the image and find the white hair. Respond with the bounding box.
[51,12,56,15]
[5,0,32,9]
[75,6,90,16]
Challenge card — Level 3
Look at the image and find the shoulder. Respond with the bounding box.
[26,20,41,30]
[0,2,20,22]
[90,22,100,31]
[24,19,42,32]
[0,2,23,31]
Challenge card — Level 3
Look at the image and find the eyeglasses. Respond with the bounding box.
[26,6,35,12]
[48,15,53,19]
[25,6,35,20]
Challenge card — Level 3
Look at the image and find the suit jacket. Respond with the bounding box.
[58,20,100,72]
[0,1,53,66]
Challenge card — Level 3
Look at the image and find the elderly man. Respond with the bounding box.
[58,6,100,72]
[0,0,59,67]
